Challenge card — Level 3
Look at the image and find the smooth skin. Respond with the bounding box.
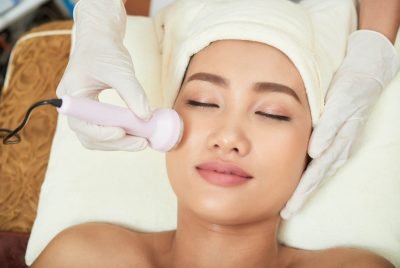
[32,41,394,268]
[358,0,400,44]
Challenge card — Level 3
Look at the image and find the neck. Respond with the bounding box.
[168,205,288,268]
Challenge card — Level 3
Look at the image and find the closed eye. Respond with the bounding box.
[186,100,219,108]
[255,111,291,122]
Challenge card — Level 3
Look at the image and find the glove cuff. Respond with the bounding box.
[73,0,124,19]
[343,30,400,87]
[73,0,127,41]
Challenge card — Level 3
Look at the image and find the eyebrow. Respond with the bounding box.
[186,72,301,104]
[187,72,228,87]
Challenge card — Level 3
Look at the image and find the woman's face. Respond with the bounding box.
[166,40,312,224]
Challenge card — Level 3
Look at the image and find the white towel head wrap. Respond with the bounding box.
[154,0,357,125]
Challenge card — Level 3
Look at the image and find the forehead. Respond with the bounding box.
[184,40,306,100]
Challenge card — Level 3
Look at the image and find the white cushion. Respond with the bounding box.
[279,42,400,265]
[25,16,178,265]
[26,15,400,268]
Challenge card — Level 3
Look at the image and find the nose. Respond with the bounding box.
[207,120,251,157]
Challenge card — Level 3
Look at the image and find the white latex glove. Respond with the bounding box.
[281,30,400,219]
[56,0,152,151]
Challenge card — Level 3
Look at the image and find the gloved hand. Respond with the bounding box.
[57,0,152,151]
[281,30,400,219]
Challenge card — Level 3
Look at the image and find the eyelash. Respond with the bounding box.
[255,111,290,122]
[186,100,291,122]
[186,100,219,108]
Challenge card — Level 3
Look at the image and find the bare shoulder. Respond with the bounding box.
[32,222,174,268]
[288,246,394,268]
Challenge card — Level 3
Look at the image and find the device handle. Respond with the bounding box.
[57,95,154,138]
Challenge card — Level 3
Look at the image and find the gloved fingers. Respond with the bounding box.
[280,119,362,220]
[56,63,103,99]
[56,70,72,97]
[109,73,153,120]
[68,117,126,142]
[324,118,363,177]
[280,151,336,220]
[56,80,94,100]
[77,133,148,151]
[56,78,64,96]
[308,88,356,158]
[309,118,362,185]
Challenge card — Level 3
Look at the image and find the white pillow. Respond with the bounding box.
[279,41,400,265]
[26,15,400,268]
[25,16,178,265]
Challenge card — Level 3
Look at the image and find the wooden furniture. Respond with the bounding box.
[0,20,72,267]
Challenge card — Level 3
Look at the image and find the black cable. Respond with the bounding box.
[0,98,62,145]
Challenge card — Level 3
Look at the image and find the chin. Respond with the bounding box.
[167,156,287,225]
[181,194,278,226]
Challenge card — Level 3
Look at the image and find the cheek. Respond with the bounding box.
[250,123,311,209]
[168,108,208,161]
[265,126,309,163]
[165,108,209,195]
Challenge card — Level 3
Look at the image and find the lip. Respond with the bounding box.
[196,161,253,187]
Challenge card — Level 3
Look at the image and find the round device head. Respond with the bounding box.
[148,108,183,152]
